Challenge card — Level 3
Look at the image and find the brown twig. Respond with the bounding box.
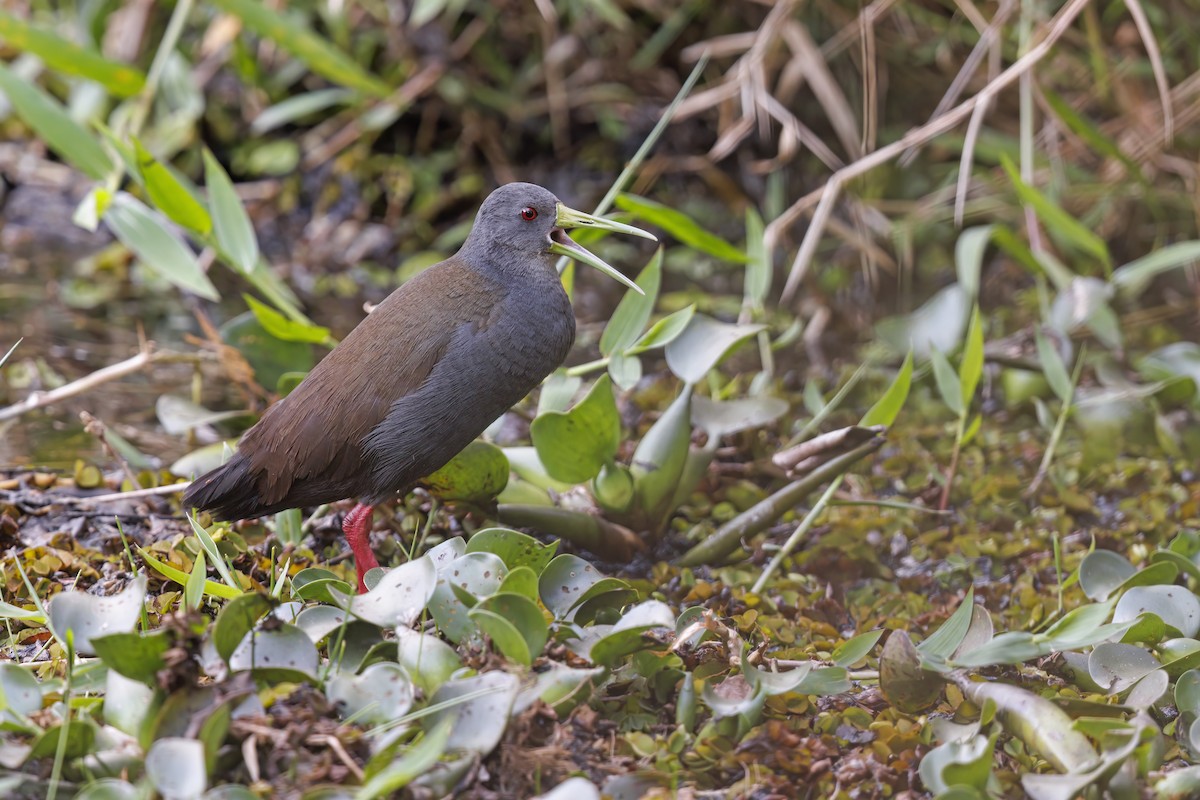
[0,345,155,423]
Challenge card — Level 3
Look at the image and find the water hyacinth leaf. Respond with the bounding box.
[664,314,765,385]
[0,664,41,717]
[1001,155,1110,267]
[469,593,548,666]
[530,375,620,484]
[919,734,996,795]
[243,294,331,344]
[600,249,662,356]
[427,536,467,568]
[327,662,414,725]
[954,225,996,301]
[533,777,601,800]
[629,386,692,529]
[860,350,914,427]
[291,568,353,603]
[1078,549,1136,601]
[1036,333,1074,403]
[428,552,506,643]
[465,528,557,573]
[607,351,642,390]
[497,566,539,600]
[90,629,172,683]
[701,675,765,719]
[1114,585,1200,638]
[171,441,237,480]
[425,440,509,503]
[1125,668,1169,709]
[930,348,964,416]
[952,631,1043,668]
[208,593,272,664]
[106,193,218,301]
[203,149,259,274]
[514,663,606,716]
[133,139,211,234]
[952,603,995,662]
[28,718,98,760]
[592,461,635,514]
[539,554,605,618]
[691,395,788,439]
[349,555,438,628]
[881,629,944,712]
[0,62,112,179]
[209,0,390,97]
[744,660,812,695]
[917,587,975,660]
[75,779,141,800]
[569,576,637,615]
[615,194,748,263]
[587,600,675,667]
[156,395,244,435]
[396,629,460,696]
[959,306,984,408]
[832,629,884,668]
[294,605,348,644]
[229,623,319,681]
[874,285,969,360]
[251,87,355,134]
[1088,643,1161,693]
[423,671,519,755]
[0,12,145,96]
[629,305,696,354]
[46,574,146,655]
[357,717,453,800]
[145,737,207,800]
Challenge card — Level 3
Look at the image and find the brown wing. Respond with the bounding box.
[238,258,500,508]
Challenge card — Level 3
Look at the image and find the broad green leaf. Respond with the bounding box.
[465,528,557,573]
[0,12,145,97]
[243,294,331,344]
[469,593,549,666]
[629,387,693,529]
[89,630,172,682]
[832,629,884,668]
[1001,155,1109,267]
[425,440,509,503]
[1036,333,1073,403]
[133,139,211,234]
[210,0,390,97]
[530,375,620,484]
[959,306,984,408]
[356,717,453,800]
[664,313,764,384]
[0,62,111,179]
[327,662,414,725]
[918,587,975,660]
[600,249,662,356]
[146,738,207,800]
[860,351,913,427]
[46,575,146,655]
[229,623,319,681]
[743,208,770,308]
[204,149,259,274]
[930,349,964,416]
[615,194,749,263]
[213,592,273,662]
[105,193,218,301]
[629,305,696,354]
[1111,241,1200,300]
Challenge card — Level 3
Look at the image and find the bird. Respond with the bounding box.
[183,182,654,593]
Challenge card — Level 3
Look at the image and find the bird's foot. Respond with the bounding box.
[342,502,379,593]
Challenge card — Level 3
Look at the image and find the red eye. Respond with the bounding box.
[520,206,538,221]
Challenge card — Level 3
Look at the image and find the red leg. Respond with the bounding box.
[342,502,378,593]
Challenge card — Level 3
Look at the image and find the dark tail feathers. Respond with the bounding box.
[181,454,270,521]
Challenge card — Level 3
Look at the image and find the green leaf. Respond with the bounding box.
[251,87,355,134]
[832,629,884,668]
[213,593,273,663]
[105,193,219,301]
[629,305,696,354]
[860,351,913,427]
[1036,333,1073,403]
[132,139,211,234]
[185,549,207,611]
[530,375,621,484]
[204,149,260,274]
[1001,155,1110,267]
[469,593,549,666]
[664,313,765,385]
[138,547,241,599]
[959,306,984,409]
[356,718,453,800]
[0,62,112,179]
[743,208,770,308]
[464,528,558,573]
[89,630,172,682]
[187,514,243,592]
[629,387,693,529]
[1042,89,1143,182]
[1111,241,1200,300]
[954,225,995,301]
[615,194,749,263]
[210,0,390,97]
[600,250,662,356]
[0,12,145,97]
[425,440,510,504]
[918,587,975,660]
[243,294,331,344]
[930,349,964,416]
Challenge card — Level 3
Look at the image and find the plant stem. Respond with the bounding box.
[938,415,966,511]
[751,478,842,594]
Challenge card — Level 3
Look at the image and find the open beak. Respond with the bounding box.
[549,204,656,295]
